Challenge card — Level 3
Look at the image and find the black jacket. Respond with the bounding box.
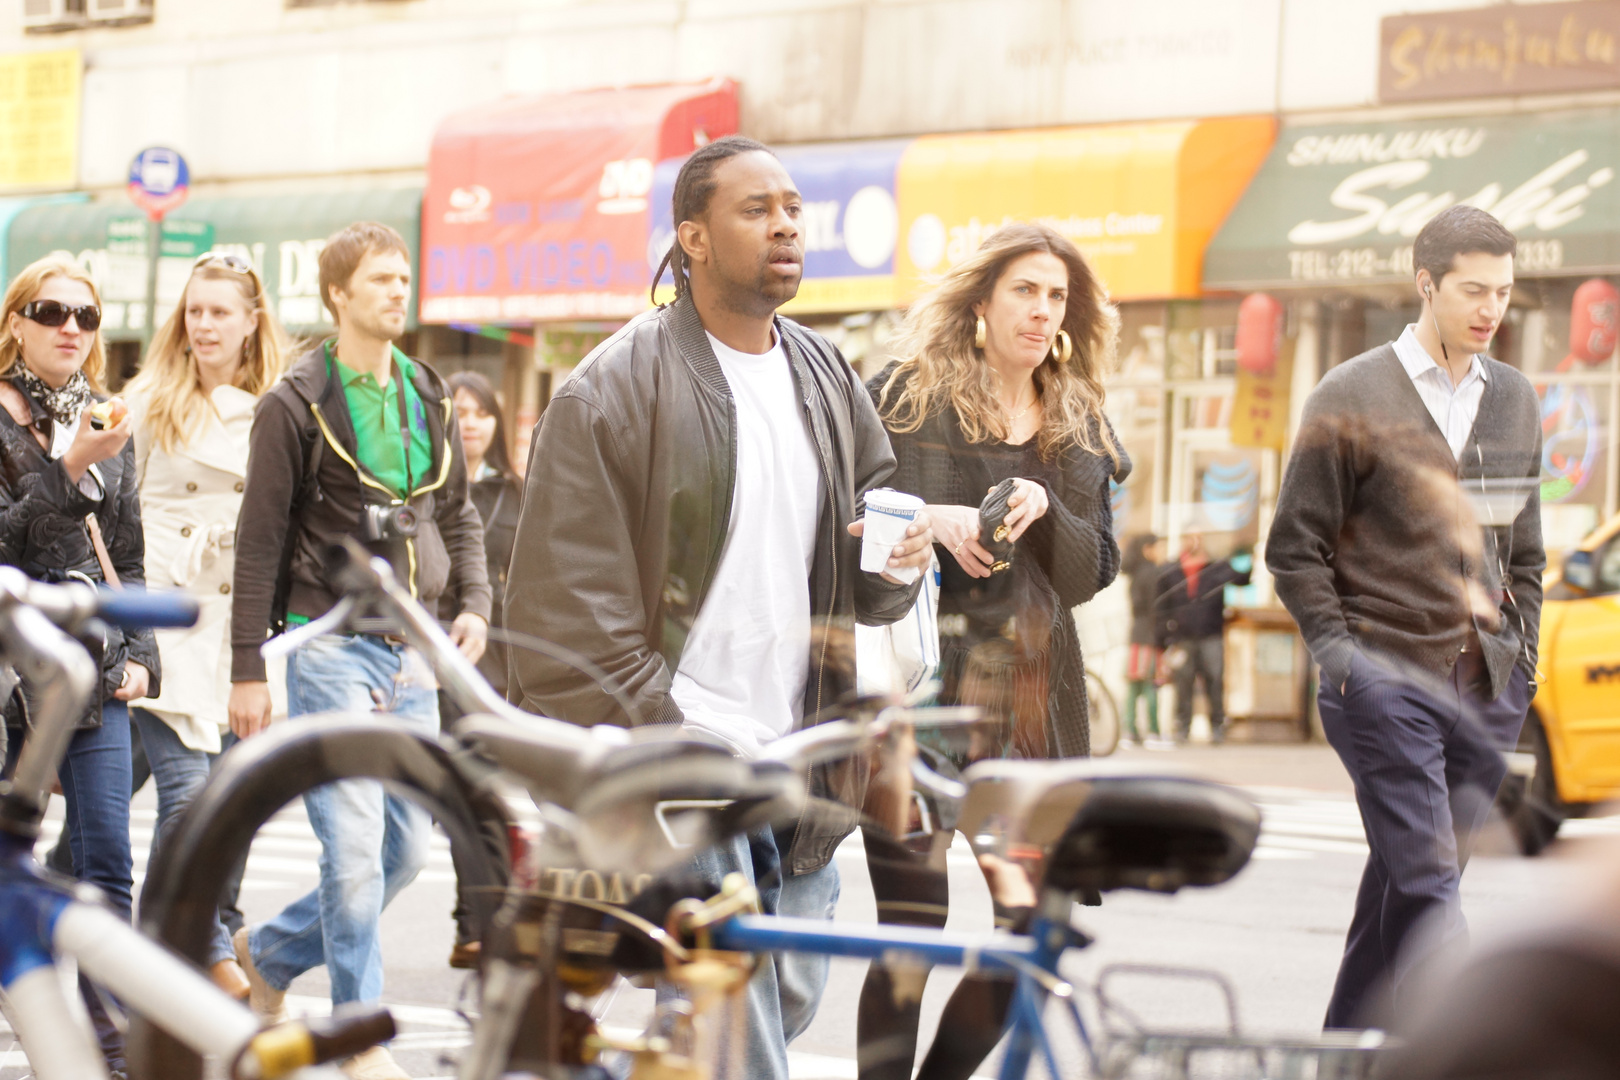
[1155,558,1251,644]
[442,467,520,697]
[867,363,1129,758]
[1128,564,1162,647]
[0,380,161,728]
[232,345,492,682]
[506,295,920,874]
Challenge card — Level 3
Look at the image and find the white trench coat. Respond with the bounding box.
[131,385,285,753]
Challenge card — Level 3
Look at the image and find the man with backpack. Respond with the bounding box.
[228,221,490,1080]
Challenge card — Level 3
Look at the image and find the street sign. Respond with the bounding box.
[127,146,189,221]
[106,217,214,258]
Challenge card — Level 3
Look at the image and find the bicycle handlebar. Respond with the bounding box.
[0,568,200,833]
[95,588,201,630]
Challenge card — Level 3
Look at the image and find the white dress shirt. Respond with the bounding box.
[1393,325,1489,460]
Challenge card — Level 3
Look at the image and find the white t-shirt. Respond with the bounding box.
[671,332,823,758]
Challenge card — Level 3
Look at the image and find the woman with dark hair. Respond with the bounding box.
[0,255,160,1077]
[1122,532,1166,746]
[440,369,521,968]
[861,222,1129,1080]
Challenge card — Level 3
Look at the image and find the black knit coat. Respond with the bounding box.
[868,365,1129,757]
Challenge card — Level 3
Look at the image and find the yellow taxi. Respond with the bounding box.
[1501,512,1620,854]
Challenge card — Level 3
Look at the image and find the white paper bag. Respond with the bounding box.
[856,553,941,696]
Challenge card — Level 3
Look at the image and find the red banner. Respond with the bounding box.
[421,80,736,324]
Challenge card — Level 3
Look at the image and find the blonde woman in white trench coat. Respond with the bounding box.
[125,252,290,1000]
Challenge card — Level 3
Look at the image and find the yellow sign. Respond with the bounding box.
[0,49,80,190]
[1230,339,1294,451]
[895,116,1274,303]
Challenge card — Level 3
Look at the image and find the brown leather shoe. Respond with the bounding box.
[210,957,251,1002]
[448,941,481,970]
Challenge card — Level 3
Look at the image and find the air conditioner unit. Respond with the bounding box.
[86,0,152,25]
[22,0,85,31]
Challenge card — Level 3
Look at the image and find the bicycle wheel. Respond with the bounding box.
[127,714,511,1080]
[1087,669,1121,757]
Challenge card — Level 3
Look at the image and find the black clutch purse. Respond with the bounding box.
[977,478,1018,574]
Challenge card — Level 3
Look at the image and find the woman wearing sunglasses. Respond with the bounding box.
[0,255,158,1077]
[123,252,290,1001]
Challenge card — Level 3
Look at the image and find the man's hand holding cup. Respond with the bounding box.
[848,489,933,585]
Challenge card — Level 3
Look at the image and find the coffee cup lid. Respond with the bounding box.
[864,488,925,510]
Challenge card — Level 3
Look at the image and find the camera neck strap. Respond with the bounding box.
[391,355,415,499]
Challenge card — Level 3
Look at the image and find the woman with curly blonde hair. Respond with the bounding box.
[123,252,289,1001]
[860,223,1129,1080]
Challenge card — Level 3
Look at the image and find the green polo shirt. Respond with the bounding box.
[327,340,434,499]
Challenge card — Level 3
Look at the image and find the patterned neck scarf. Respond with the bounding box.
[11,365,94,429]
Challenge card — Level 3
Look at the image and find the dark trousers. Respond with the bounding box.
[857,828,1014,1080]
[1172,635,1226,737]
[1318,648,1532,1029]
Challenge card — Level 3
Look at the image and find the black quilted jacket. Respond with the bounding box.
[0,378,160,729]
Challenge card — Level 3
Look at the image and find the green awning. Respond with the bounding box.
[1204,109,1620,291]
[8,187,422,340]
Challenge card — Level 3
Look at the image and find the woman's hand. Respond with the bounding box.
[929,504,995,578]
[113,660,150,702]
[999,478,1049,542]
[61,409,133,484]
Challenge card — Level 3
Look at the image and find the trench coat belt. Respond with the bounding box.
[168,523,237,588]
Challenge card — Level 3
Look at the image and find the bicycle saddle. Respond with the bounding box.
[957,759,1260,895]
[457,714,805,874]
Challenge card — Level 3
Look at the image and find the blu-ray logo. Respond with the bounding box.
[444,186,492,225]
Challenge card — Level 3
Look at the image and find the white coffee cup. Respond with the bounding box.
[861,488,925,584]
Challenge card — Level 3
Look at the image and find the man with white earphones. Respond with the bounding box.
[1267,205,1545,1033]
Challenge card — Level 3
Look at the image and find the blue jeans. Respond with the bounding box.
[655,826,840,1080]
[131,707,236,966]
[244,634,438,1007]
[56,698,134,1073]
[59,699,135,919]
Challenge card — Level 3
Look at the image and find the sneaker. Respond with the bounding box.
[232,927,288,1024]
[342,1045,411,1079]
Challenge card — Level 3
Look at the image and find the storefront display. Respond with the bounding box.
[1208,109,1620,554]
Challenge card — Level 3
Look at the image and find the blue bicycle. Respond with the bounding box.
[138,548,1390,1080]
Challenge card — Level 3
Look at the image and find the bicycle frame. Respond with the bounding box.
[704,891,1095,1080]
[0,571,395,1080]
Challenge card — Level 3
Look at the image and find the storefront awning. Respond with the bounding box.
[420,79,737,324]
[8,187,423,339]
[651,118,1274,315]
[1204,109,1620,291]
[895,117,1275,303]
[650,138,911,316]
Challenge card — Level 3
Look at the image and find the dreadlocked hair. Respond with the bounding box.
[650,134,775,305]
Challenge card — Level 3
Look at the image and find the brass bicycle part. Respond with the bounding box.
[235,1024,315,1080]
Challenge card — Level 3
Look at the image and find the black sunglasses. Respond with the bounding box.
[21,299,101,332]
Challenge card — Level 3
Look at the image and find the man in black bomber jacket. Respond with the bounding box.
[505,137,932,1080]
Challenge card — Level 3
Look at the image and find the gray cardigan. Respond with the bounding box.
[1266,343,1544,701]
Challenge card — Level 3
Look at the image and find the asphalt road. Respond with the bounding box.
[3,742,1616,1079]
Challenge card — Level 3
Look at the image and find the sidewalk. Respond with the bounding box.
[1111,739,1355,795]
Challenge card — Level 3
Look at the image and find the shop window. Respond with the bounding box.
[105,341,141,392]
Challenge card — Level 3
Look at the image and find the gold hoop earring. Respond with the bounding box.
[1051,330,1073,364]
[974,316,987,351]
